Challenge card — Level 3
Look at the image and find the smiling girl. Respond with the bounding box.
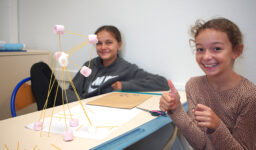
[31,25,169,110]
[159,18,256,149]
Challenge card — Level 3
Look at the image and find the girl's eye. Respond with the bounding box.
[214,47,221,51]
[196,48,204,52]
[106,41,112,45]
[96,42,102,46]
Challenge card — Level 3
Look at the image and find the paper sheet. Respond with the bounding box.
[86,92,152,109]
[26,102,141,140]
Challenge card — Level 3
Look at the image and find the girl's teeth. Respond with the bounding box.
[205,64,216,67]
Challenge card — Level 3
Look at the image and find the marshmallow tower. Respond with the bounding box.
[53,25,65,35]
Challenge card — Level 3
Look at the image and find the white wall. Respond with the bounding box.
[0,0,18,43]
[5,0,256,90]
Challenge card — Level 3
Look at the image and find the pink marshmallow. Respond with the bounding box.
[88,34,98,44]
[53,25,65,35]
[63,129,74,142]
[80,66,92,77]
[33,121,43,131]
[69,119,79,127]
[54,51,62,60]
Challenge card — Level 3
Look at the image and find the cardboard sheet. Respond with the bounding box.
[86,92,152,109]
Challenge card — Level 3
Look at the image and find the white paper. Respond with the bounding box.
[26,102,141,140]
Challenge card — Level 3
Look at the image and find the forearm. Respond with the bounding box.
[169,104,206,149]
[209,121,252,150]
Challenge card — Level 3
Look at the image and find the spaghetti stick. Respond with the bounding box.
[63,77,73,120]
[59,34,62,51]
[68,41,89,56]
[50,144,62,150]
[40,63,61,136]
[65,67,92,126]
[56,113,72,116]
[68,59,82,70]
[61,60,94,114]
[33,145,37,150]
[53,116,72,119]
[61,68,68,130]
[64,30,87,38]
[75,124,83,132]
[39,60,58,120]
[47,83,60,137]
[88,46,94,68]
[4,144,9,150]
[17,141,19,150]
[65,40,88,54]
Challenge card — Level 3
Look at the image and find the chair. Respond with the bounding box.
[162,123,178,150]
[10,77,36,117]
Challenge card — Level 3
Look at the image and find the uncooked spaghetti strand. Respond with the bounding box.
[69,59,82,70]
[64,30,87,38]
[63,77,72,120]
[64,67,92,126]
[59,34,62,51]
[47,83,60,137]
[61,68,68,129]
[88,46,94,68]
[68,41,89,56]
[66,40,88,54]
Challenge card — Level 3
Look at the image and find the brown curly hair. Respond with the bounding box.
[190,18,243,53]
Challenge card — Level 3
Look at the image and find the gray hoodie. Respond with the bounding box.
[66,57,169,102]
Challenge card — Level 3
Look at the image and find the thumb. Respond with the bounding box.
[168,80,178,94]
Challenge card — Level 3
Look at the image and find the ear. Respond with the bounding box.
[233,44,244,59]
[118,41,122,51]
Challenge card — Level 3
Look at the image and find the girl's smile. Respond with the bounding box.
[195,29,236,78]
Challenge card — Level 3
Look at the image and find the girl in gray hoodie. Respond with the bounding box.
[31,25,169,110]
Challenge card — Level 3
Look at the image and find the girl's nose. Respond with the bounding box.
[101,43,107,49]
[203,49,213,60]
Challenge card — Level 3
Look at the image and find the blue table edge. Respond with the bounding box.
[90,91,188,150]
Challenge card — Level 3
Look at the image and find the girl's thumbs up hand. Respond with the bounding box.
[159,80,181,113]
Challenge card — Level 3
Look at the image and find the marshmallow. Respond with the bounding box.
[63,129,74,142]
[88,34,98,44]
[33,121,43,131]
[69,119,79,127]
[57,52,69,67]
[80,66,92,77]
[54,51,62,60]
[53,25,65,35]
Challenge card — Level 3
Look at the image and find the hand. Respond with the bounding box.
[159,80,181,113]
[194,104,221,130]
[111,81,122,90]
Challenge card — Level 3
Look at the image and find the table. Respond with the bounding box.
[0,91,187,150]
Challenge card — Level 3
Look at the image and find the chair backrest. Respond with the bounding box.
[10,77,36,117]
